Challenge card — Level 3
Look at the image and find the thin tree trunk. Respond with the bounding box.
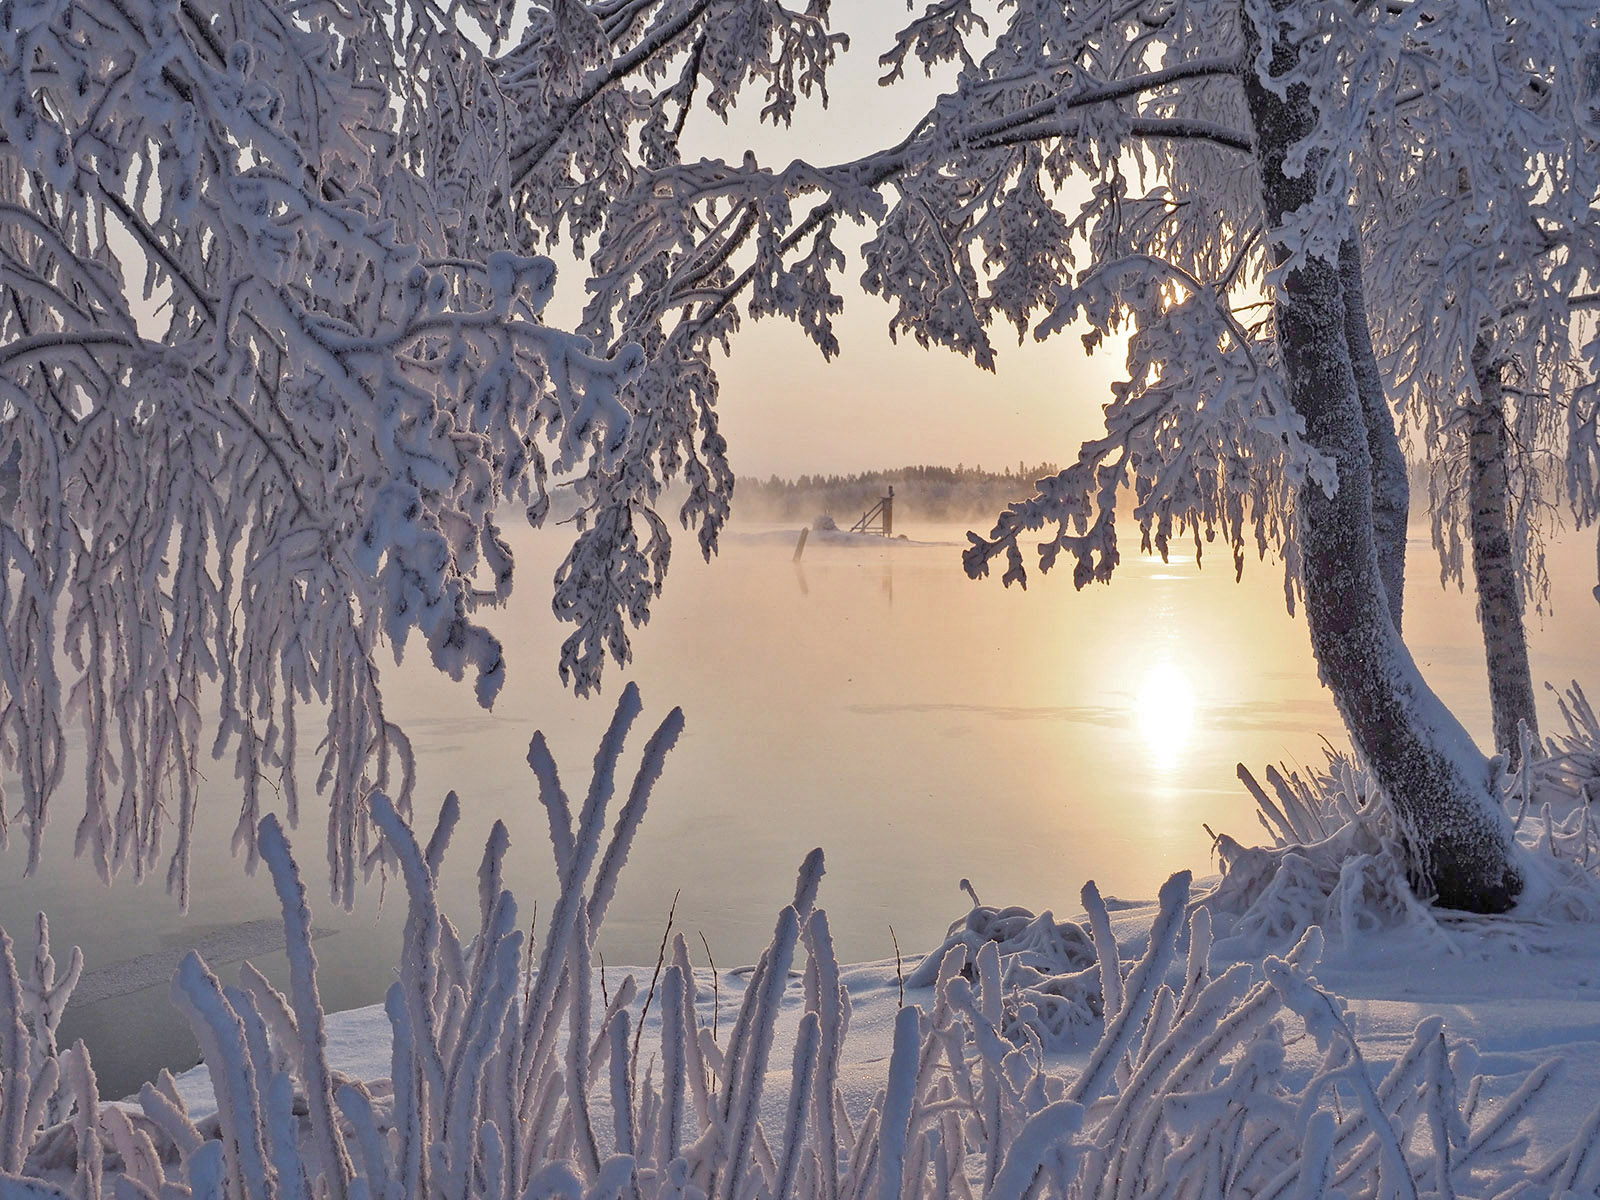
[1469,338,1539,768]
[1339,238,1408,632]
[1241,0,1521,912]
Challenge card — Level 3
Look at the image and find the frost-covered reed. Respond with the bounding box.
[1214,698,1600,949]
[2,685,1599,1199]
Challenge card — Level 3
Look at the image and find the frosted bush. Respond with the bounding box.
[1524,681,1600,820]
[1209,704,1600,951]
[2,690,1600,1198]
[905,882,1099,1049]
[1204,755,1442,950]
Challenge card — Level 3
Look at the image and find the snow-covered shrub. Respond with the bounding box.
[906,882,1100,1049]
[896,874,1600,1200]
[1205,755,1444,950]
[1210,711,1600,950]
[5,689,1600,1199]
[1524,681,1600,818]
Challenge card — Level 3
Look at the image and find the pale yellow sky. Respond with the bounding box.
[710,308,1120,479]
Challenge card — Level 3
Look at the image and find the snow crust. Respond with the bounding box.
[70,921,325,1009]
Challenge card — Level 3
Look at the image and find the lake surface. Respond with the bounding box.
[4,513,1599,1098]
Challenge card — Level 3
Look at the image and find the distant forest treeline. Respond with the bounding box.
[734,463,1062,525]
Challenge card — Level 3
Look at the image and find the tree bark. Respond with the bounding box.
[1468,338,1539,768]
[1241,0,1521,912]
[1339,238,1409,632]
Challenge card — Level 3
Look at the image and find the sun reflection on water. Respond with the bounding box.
[1136,660,1197,769]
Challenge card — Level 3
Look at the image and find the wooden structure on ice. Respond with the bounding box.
[850,486,894,536]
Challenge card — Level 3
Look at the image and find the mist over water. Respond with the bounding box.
[4,510,1598,1099]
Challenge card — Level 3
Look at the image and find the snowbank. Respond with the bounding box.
[144,879,1600,1176]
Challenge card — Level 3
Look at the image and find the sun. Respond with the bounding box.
[1135,660,1197,769]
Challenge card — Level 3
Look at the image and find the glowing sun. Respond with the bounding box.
[1136,660,1196,768]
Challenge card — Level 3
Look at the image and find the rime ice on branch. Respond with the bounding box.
[830,0,1598,911]
[6,0,1596,912]
[0,0,845,899]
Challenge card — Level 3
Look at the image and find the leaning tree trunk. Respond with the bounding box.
[1469,337,1539,768]
[1339,238,1409,633]
[1241,0,1522,912]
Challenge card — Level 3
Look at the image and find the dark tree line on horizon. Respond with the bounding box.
[735,462,1063,524]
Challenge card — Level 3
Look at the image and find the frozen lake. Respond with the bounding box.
[4,513,1599,1098]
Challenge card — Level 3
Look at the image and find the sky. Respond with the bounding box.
[579,1,1127,480]
[707,299,1123,480]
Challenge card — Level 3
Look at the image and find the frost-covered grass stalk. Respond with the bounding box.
[3,686,1600,1199]
[1214,697,1600,949]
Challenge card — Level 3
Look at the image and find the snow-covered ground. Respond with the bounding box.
[159,888,1600,1173]
[152,874,1600,1169]
[15,686,1600,1199]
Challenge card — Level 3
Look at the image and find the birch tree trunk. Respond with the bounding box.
[1469,338,1540,768]
[1339,238,1409,633]
[1241,0,1522,912]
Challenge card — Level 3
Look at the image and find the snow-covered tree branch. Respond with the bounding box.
[794,0,1599,910]
[0,0,847,901]
[5,0,1598,916]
